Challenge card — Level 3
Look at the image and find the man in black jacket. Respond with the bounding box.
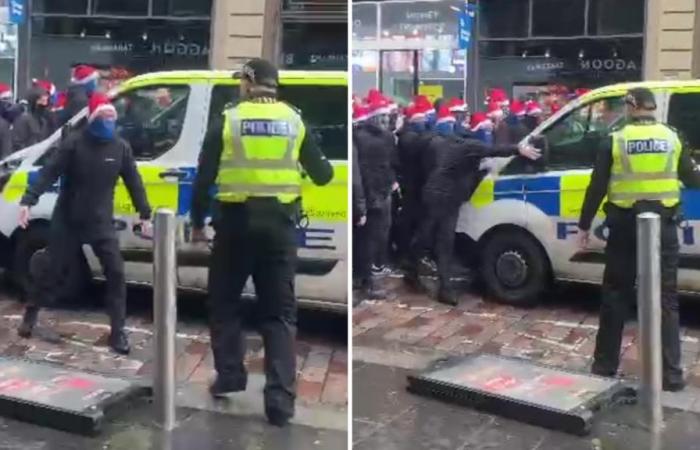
[17,93,151,355]
[354,99,396,300]
[57,65,99,127]
[12,86,53,152]
[407,121,541,305]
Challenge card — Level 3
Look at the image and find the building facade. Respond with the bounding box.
[210,0,348,71]
[352,0,700,107]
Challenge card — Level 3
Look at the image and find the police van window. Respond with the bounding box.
[278,85,348,161]
[545,96,625,170]
[668,93,700,160]
[112,85,190,161]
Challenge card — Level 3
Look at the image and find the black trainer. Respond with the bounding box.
[109,330,131,355]
[17,306,38,339]
[663,379,686,392]
[209,376,247,398]
[436,288,458,306]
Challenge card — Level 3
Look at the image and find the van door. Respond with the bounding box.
[666,90,700,291]
[525,95,626,282]
[92,83,202,284]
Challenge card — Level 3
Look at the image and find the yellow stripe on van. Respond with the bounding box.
[560,173,605,219]
[301,162,347,222]
[2,172,28,202]
[114,166,178,214]
[471,178,495,208]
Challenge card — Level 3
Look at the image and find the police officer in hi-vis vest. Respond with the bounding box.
[191,59,333,426]
[577,87,700,392]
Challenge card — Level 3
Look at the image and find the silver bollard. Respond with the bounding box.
[636,212,663,433]
[153,209,177,431]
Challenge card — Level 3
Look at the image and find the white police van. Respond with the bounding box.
[459,80,700,304]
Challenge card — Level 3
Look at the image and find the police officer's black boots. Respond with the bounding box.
[209,376,247,398]
[109,329,130,355]
[18,305,62,343]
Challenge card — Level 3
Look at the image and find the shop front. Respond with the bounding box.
[353,0,645,109]
[28,0,211,92]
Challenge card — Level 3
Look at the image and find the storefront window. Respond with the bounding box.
[588,0,644,35]
[479,0,528,38]
[282,23,347,70]
[35,0,89,14]
[152,0,212,16]
[352,50,378,96]
[532,0,585,37]
[92,0,148,16]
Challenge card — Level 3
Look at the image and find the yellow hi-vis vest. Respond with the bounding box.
[608,122,682,209]
[216,101,305,204]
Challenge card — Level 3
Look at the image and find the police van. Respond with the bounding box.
[0,70,348,313]
[460,80,700,304]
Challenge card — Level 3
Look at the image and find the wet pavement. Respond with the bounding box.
[353,361,700,450]
[0,398,347,449]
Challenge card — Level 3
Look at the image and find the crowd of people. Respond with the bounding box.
[352,87,555,306]
[0,65,102,160]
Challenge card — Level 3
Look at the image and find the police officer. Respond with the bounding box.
[576,88,700,391]
[190,59,333,426]
[16,93,151,355]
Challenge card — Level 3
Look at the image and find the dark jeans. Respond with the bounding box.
[355,196,392,282]
[396,192,422,264]
[409,198,460,288]
[593,209,682,383]
[208,202,298,416]
[29,224,125,332]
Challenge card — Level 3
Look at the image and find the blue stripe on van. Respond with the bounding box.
[681,189,700,221]
[177,167,197,216]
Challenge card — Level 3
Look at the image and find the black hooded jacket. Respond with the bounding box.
[58,85,90,127]
[12,87,53,152]
[397,126,432,200]
[354,122,397,209]
[423,135,520,208]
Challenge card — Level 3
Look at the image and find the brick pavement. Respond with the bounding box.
[354,278,700,388]
[0,292,348,410]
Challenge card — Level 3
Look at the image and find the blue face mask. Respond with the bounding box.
[474,129,493,145]
[426,112,436,129]
[88,118,116,140]
[83,79,98,96]
[435,121,455,136]
[406,121,426,133]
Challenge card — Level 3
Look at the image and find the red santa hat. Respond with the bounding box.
[486,101,504,119]
[365,88,384,104]
[487,88,509,106]
[550,101,562,115]
[32,79,56,96]
[510,100,526,117]
[405,104,426,122]
[525,100,543,116]
[436,105,456,124]
[0,83,12,100]
[470,112,493,131]
[415,95,435,115]
[352,103,370,123]
[574,88,591,98]
[71,65,99,85]
[88,92,117,123]
[53,91,67,111]
[446,97,468,113]
[367,97,391,118]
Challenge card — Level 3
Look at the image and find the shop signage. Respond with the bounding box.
[527,61,565,72]
[419,84,443,103]
[9,0,23,25]
[458,3,476,50]
[379,0,462,40]
[579,58,638,72]
[89,40,210,58]
[352,3,378,40]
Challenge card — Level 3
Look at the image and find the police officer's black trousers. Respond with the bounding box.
[355,196,392,283]
[28,224,126,332]
[208,203,298,416]
[593,211,683,383]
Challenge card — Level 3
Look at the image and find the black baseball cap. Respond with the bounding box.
[233,58,279,88]
[625,87,656,111]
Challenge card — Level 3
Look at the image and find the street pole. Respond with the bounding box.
[153,209,177,431]
[636,212,663,433]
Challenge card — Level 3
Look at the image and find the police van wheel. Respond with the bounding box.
[480,230,550,305]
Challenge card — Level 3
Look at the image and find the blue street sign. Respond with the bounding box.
[458,4,476,50]
[10,0,25,25]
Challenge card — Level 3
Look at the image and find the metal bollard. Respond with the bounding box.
[153,209,177,430]
[636,212,663,433]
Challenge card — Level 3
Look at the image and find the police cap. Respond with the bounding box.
[233,58,279,88]
[625,87,656,111]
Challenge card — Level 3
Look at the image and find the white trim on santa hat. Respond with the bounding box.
[368,105,392,117]
[71,70,99,85]
[0,90,12,100]
[487,108,504,120]
[448,104,468,113]
[408,112,426,122]
[436,115,456,124]
[88,103,117,122]
[471,119,493,132]
[527,106,543,116]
